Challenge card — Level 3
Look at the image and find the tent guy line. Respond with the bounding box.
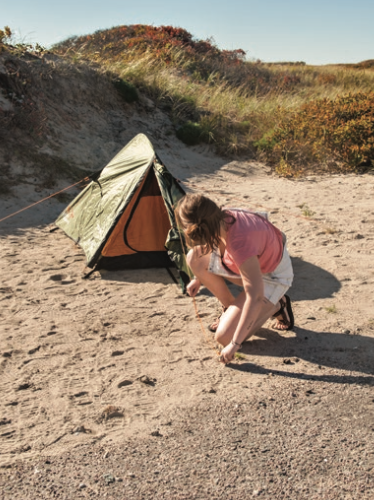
[0,177,90,224]
[0,176,324,229]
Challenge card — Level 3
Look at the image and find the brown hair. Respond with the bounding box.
[175,194,234,254]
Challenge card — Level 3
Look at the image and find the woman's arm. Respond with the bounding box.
[232,255,264,344]
[219,255,265,362]
[186,277,201,297]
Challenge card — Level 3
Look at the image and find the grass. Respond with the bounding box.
[323,226,337,235]
[298,203,315,217]
[325,304,338,314]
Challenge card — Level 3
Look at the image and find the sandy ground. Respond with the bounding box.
[1,132,374,499]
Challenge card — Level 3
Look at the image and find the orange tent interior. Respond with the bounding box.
[102,169,171,257]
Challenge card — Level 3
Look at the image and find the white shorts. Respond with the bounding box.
[262,245,293,305]
[208,245,293,305]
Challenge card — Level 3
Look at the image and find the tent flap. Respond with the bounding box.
[56,134,155,266]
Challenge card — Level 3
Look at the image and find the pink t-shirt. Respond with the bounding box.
[222,209,283,275]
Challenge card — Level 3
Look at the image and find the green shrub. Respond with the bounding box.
[176,121,205,145]
[113,78,138,103]
[254,130,277,151]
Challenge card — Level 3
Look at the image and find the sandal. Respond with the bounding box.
[272,295,294,331]
[208,306,228,333]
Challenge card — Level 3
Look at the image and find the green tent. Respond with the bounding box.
[56,134,191,289]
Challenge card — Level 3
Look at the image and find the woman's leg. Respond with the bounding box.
[187,247,291,344]
[187,247,240,309]
[215,294,280,347]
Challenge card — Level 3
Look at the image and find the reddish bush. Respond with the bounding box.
[55,25,244,66]
[257,92,374,173]
[54,25,306,99]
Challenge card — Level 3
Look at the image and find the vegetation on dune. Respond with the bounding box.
[1,24,374,176]
[0,26,113,191]
[257,92,374,175]
[54,25,249,82]
[53,24,374,174]
[0,26,49,144]
[0,26,12,46]
[0,26,45,55]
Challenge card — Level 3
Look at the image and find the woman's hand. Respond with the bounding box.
[186,278,201,297]
[219,341,239,364]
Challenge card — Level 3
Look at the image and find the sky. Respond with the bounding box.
[2,0,374,65]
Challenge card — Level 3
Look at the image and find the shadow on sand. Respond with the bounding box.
[101,256,369,387]
[101,256,342,303]
[229,325,374,385]
[290,256,341,301]
[100,267,179,287]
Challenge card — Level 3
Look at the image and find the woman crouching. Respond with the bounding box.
[175,194,294,364]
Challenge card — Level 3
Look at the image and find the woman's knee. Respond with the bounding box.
[214,306,240,346]
[214,326,224,345]
[214,320,230,347]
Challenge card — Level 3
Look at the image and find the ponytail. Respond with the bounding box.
[175,194,234,254]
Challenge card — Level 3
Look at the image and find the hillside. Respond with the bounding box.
[1,24,374,186]
[53,25,374,174]
[0,46,154,195]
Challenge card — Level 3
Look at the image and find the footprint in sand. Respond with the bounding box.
[61,278,76,285]
[59,286,88,298]
[49,274,67,281]
[117,379,133,388]
[28,346,41,355]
